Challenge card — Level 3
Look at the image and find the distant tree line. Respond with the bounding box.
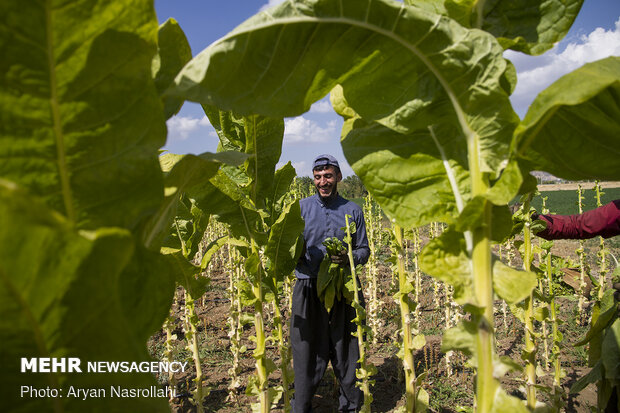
[294,175,367,200]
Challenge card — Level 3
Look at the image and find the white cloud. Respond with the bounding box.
[508,18,620,115]
[284,116,339,144]
[166,115,212,141]
[309,100,333,114]
[259,0,286,12]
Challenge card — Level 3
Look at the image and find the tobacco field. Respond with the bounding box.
[1,0,619,413]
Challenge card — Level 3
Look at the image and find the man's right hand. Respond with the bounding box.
[330,252,348,266]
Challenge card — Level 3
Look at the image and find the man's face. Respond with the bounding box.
[313,166,342,199]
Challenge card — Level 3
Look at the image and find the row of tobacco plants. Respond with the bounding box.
[1,0,618,413]
[154,184,618,412]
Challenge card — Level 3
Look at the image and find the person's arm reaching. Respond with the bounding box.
[535,200,620,240]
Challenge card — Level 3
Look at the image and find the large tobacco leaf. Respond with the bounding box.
[409,0,583,55]
[264,201,305,282]
[243,115,285,209]
[153,18,192,119]
[0,181,168,413]
[170,0,518,175]
[514,57,620,181]
[143,151,249,249]
[341,110,470,228]
[0,0,166,231]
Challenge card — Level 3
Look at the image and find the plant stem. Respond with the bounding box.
[394,224,419,412]
[272,296,292,412]
[163,312,177,400]
[522,196,537,409]
[184,289,205,413]
[345,215,372,412]
[468,133,495,413]
[251,240,269,413]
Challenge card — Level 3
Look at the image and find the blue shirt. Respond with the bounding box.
[295,193,370,279]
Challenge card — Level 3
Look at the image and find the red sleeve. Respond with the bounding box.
[537,200,620,240]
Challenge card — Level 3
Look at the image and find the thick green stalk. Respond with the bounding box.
[272,300,292,412]
[576,185,587,320]
[394,224,418,412]
[595,181,607,301]
[250,240,269,413]
[163,313,177,399]
[546,253,561,387]
[345,215,372,412]
[413,227,421,329]
[523,218,537,409]
[468,134,495,413]
[176,220,205,412]
[363,195,380,344]
[226,245,242,403]
[184,289,205,413]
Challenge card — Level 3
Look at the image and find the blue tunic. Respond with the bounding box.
[295,193,370,279]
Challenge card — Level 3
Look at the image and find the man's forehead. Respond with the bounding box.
[313,166,337,175]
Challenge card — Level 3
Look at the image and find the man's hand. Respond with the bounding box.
[614,282,620,302]
[330,251,348,266]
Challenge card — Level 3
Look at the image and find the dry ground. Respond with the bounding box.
[148,232,618,412]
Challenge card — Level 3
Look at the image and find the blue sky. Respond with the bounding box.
[155,0,620,177]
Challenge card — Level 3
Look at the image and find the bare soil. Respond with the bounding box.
[148,233,619,412]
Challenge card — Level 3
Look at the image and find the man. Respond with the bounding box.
[291,154,370,413]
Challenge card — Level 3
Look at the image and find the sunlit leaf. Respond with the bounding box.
[514,57,620,181]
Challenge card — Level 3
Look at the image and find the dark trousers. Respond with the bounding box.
[290,278,363,413]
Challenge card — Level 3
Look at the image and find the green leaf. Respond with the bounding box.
[492,260,537,305]
[514,57,620,181]
[490,383,530,413]
[344,119,470,228]
[267,162,297,225]
[264,201,304,282]
[118,244,175,340]
[441,320,477,357]
[200,235,231,270]
[414,0,583,55]
[0,0,166,231]
[416,387,429,413]
[146,151,249,249]
[486,160,524,206]
[203,104,246,151]
[575,289,617,347]
[419,229,472,304]
[454,197,512,242]
[171,0,517,176]
[0,180,168,412]
[153,18,192,119]
[602,319,620,382]
[191,177,267,244]
[161,248,208,299]
[244,115,285,208]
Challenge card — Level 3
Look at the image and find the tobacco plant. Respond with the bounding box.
[169,0,620,410]
[392,223,428,412]
[537,211,567,410]
[188,106,304,413]
[0,4,251,412]
[363,194,382,343]
[595,181,609,302]
[344,215,376,413]
[576,184,588,322]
